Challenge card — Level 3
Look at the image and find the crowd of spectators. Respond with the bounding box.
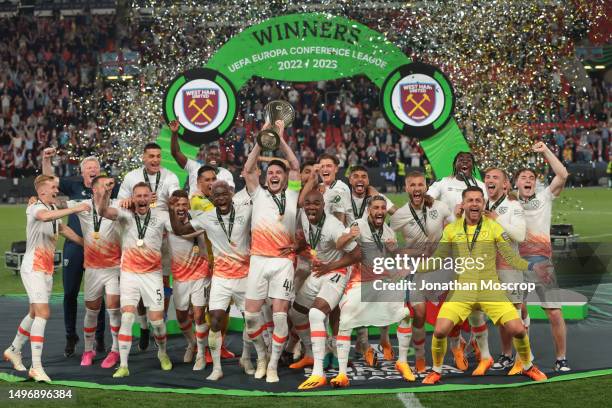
[0,13,610,180]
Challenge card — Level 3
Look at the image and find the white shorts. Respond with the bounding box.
[84,267,120,302]
[498,269,525,304]
[294,256,311,293]
[21,270,52,304]
[294,270,348,310]
[246,255,295,301]
[338,284,409,331]
[120,270,164,311]
[410,268,455,305]
[173,277,211,311]
[209,276,247,312]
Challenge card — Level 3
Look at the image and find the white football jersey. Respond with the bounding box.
[118,167,180,211]
[428,175,487,221]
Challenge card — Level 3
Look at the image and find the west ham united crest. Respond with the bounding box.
[381,62,455,140]
[400,82,436,122]
[182,88,219,128]
[164,68,237,145]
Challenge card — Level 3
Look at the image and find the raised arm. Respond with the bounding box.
[276,120,300,181]
[169,120,188,169]
[41,147,56,176]
[59,224,83,246]
[35,201,90,222]
[244,140,262,193]
[298,163,320,207]
[533,141,568,197]
[96,188,119,220]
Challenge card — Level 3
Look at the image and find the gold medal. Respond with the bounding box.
[136,239,144,247]
[311,249,317,258]
[278,214,284,221]
[192,245,200,254]
[230,240,237,247]
[93,231,100,240]
[150,201,157,208]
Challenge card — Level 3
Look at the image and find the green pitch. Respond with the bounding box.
[1,187,611,406]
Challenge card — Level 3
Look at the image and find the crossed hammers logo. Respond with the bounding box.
[405,93,431,116]
[189,98,214,122]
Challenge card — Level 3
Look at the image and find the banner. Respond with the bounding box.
[161,13,471,183]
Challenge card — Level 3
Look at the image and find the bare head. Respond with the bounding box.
[211,180,233,214]
[143,143,162,174]
[171,189,190,221]
[34,175,59,205]
[317,154,339,186]
[80,156,101,187]
[461,186,485,224]
[405,171,427,207]
[303,189,325,224]
[197,165,218,198]
[368,195,388,228]
[266,160,288,194]
[514,168,538,199]
[484,168,508,200]
[132,182,152,214]
[349,165,369,197]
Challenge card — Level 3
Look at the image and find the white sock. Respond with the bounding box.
[268,312,288,370]
[137,313,148,330]
[241,327,253,360]
[179,319,196,348]
[309,308,327,376]
[107,308,122,352]
[195,323,209,358]
[289,307,312,357]
[469,311,490,360]
[209,330,222,371]
[10,314,34,352]
[336,331,351,375]
[150,319,167,353]
[30,317,47,368]
[261,304,273,348]
[83,308,100,353]
[244,312,267,359]
[412,325,426,359]
[118,312,135,367]
[397,318,412,363]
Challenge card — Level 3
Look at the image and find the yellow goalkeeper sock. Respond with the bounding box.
[431,336,447,373]
[513,335,533,370]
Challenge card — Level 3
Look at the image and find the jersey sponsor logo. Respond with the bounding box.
[498,206,508,214]
[331,194,341,203]
[430,209,438,219]
[501,231,511,242]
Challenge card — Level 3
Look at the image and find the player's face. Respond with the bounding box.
[319,158,338,185]
[405,175,427,206]
[266,164,286,194]
[212,185,232,214]
[143,148,162,174]
[304,193,324,224]
[484,169,505,199]
[455,153,473,176]
[39,180,59,204]
[206,148,221,167]
[368,199,387,227]
[301,165,313,186]
[197,170,217,197]
[462,191,485,223]
[349,170,369,196]
[82,160,100,185]
[132,186,152,214]
[92,177,110,196]
[174,197,190,220]
[516,170,537,198]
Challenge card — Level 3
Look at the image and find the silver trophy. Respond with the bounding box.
[256,100,295,151]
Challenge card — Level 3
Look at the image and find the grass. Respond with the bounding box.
[1,187,611,406]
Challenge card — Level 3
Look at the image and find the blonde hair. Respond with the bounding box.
[34,175,56,191]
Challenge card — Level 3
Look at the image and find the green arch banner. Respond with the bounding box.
[161,12,471,184]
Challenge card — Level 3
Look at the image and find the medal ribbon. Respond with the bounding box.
[143,168,161,193]
[463,217,483,255]
[409,204,427,236]
[486,194,506,212]
[368,221,384,253]
[458,172,476,188]
[216,206,236,244]
[92,201,103,233]
[271,190,286,216]
[351,194,368,219]
[308,213,326,251]
[134,210,151,241]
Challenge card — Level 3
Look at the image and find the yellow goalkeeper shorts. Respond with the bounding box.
[437,300,520,325]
